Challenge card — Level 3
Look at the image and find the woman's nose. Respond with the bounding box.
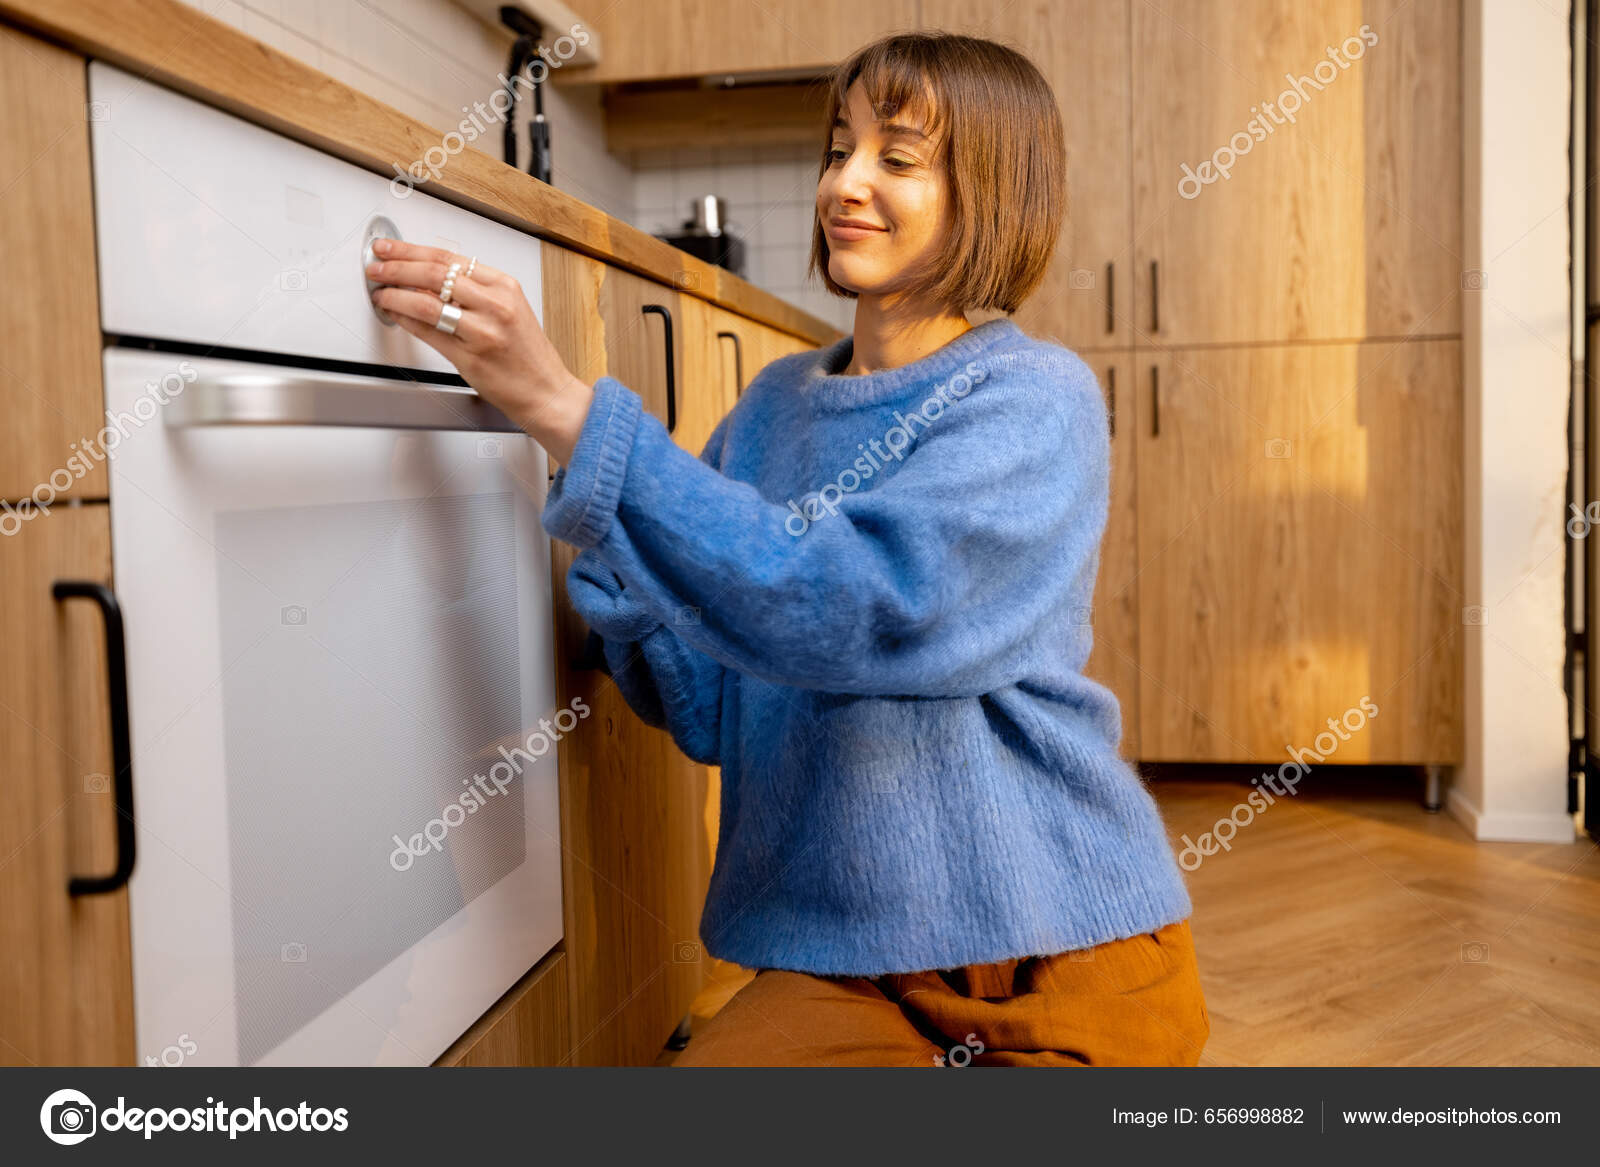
[832,154,874,204]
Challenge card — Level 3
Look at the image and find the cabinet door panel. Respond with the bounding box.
[0,506,135,1064]
[598,265,680,434]
[674,294,736,455]
[1132,0,1460,345]
[558,0,920,84]
[0,26,107,502]
[539,243,609,479]
[1086,354,1141,758]
[922,0,1131,350]
[1135,341,1461,763]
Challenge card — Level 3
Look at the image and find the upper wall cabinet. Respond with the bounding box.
[557,0,919,84]
[1131,0,1461,347]
[922,1,1132,349]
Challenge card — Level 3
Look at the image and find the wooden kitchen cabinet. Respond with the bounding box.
[750,319,816,372]
[921,0,1133,351]
[695,300,817,407]
[558,0,919,85]
[0,24,108,503]
[675,293,739,450]
[0,505,135,1065]
[541,242,824,1062]
[1086,354,1141,759]
[1134,340,1462,764]
[541,243,714,1065]
[1131,0,1461,347]
[597,263,683,435]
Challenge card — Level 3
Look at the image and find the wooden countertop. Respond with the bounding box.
[0,0,843,347]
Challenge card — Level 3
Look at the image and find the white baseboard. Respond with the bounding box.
[1446,787,1577,842]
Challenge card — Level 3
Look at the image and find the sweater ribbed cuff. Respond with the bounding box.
[541,376,642,551]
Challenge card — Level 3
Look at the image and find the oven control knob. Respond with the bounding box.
[362,215,402,325]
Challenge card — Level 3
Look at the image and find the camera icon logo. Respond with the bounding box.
[1461,269,1487,290]
[85,101,109,122]
[672,941,701,963]
[1068,268,1096,290]
[281,605,308,627]
[84,773,110,794]
[1461,941,1490,963]
[674,606,700,626]
[281,941,307,963]
[674,270,701,291]
[1264,438,1292,459]
[477,437,504,460]
[40,1088,97,1145]
[277,269,309,292]
[1462,605,1488,626]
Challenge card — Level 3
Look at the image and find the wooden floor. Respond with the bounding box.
[661,767,1600,1066]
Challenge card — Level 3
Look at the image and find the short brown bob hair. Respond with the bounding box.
[807,32,1067,315]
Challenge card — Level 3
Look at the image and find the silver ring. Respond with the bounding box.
[435,302,463,334]
[464,256,478,278]
[440,261,461,304]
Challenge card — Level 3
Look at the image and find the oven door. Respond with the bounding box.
[104,350,564,1066]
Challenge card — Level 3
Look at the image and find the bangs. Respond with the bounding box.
[827,40,948,156]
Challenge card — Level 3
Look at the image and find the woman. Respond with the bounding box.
[367,31,1207,1067]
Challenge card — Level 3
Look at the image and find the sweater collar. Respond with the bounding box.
[801,317,1028,411]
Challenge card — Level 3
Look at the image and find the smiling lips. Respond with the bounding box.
[827,217,887,241]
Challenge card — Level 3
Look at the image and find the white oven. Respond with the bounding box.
[89,64,563,1066]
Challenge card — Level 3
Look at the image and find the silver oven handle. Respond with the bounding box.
[163,371,523,432]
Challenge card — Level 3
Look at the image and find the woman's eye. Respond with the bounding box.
[827,147,849,164]
[884,155,914,170]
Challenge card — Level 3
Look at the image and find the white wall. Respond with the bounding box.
[1457,0,1576,842]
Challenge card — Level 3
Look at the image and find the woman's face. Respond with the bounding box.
[817,80,950,300]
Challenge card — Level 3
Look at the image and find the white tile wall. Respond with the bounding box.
[177,0,637,222]
[632,143,854,332]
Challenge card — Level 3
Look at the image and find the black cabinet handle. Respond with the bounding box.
[642,304,676,433]
[1106,366,1116,438]
[52,580,136,896]
[716,330,745,397]
[1150,259,1160,333]
[1150,365,1161,437]
[1105,261,1115,335]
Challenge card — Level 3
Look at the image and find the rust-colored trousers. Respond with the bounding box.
[674,919,1208,1067]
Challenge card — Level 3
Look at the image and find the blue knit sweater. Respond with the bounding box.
[541,317,1192,976]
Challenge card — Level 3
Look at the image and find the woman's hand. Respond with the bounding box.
[366,237,594,465]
